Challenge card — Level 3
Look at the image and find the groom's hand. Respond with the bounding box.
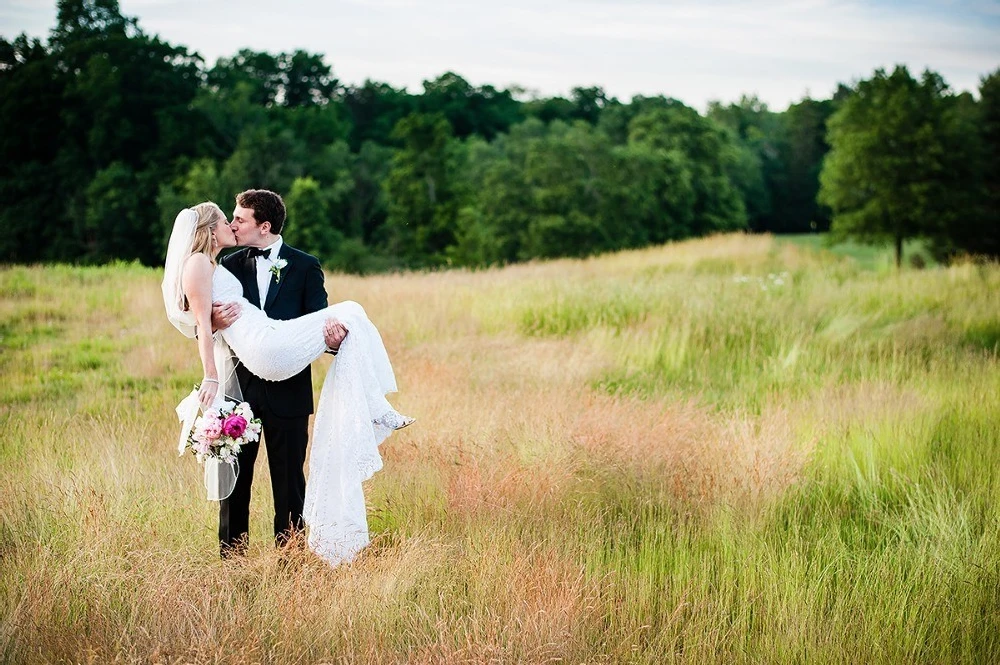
[210,301,242,332]
[324,319,347,353]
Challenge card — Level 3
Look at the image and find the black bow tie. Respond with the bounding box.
[246,247,271,259]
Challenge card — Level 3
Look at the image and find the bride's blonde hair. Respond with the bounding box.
[190,202,227,261]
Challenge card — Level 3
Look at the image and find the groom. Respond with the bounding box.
[212,188,346,556]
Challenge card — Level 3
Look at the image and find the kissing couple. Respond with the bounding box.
[162,189,413,566]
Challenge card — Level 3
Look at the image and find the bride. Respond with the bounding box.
[162,201,412,565]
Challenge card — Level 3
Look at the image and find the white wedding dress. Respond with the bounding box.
[211,264,401,565]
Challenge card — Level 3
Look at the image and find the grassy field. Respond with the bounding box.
[1,234,998,663]
[775,234,937,271]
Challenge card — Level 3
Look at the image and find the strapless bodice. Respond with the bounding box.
[212,265,247,304]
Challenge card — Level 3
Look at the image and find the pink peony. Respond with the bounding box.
[221,414,247,438]
[201,416,222,441]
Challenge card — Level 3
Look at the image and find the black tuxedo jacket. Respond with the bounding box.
[220,243,328,418]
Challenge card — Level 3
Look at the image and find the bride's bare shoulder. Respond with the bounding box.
[181,253,214,285]
[182,253,213,271]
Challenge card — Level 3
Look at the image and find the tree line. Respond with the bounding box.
[2,0,997,271]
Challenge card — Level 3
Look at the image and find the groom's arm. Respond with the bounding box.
[302,255,340,354]
[302,256,329,314]
[193,301,240,340]
[210,301,242,332]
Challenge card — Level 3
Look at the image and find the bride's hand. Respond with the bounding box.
[198,378,219,409]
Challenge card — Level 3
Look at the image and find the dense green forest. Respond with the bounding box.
[2,0,997,271]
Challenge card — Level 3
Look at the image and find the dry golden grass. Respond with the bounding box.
[2,235,998,663]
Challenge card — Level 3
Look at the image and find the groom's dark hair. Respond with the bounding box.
[237,189,286,234]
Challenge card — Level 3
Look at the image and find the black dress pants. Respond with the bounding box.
[218,404,309,556]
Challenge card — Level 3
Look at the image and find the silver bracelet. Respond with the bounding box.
[202,378,219,384]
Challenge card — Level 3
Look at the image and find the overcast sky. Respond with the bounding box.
[3,0,999,110]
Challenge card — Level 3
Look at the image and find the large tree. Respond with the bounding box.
[628,105,747,235]
[207,49,337,108]
[819,66,963,267]
[708,95,778,232]
[0,35,67,261]
[972,70,1000,257]
[342,80,414,150]
[418,72,522,140]
[284,176,343,262]
[1,0,203,264]
[383,112,459,266]
[780,97,834,232]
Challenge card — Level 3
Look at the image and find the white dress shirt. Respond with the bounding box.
[254,237,283,306]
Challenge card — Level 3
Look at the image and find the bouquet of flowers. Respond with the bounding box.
[179,399,262,463]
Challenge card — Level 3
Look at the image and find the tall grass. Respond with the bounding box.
[1,236,998,663]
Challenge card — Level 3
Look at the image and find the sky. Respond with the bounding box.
[2,0,999,111]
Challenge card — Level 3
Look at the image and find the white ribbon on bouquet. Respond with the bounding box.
[174,387,242,501]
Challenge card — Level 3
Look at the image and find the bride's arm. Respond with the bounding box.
[182,254,220,408]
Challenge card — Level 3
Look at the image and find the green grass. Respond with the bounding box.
[1,236,998,663]
[777,233,936,271]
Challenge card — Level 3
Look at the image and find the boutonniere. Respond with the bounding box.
[269,258,288,282]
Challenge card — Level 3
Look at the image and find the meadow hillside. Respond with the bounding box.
[1,234,998,664]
